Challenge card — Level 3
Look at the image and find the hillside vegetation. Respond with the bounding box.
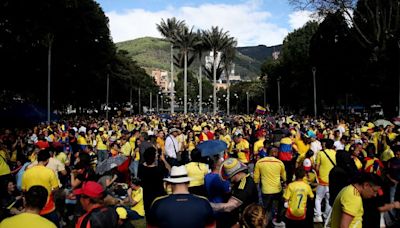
[116,37,269,80]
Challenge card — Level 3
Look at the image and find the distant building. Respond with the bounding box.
[151,69,169,92]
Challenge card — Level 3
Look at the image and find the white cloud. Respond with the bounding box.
[288,10,314,30]
[105,1,289,46]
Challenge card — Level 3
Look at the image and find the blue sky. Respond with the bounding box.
[95,0,313,46]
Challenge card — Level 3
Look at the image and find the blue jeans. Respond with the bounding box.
[124,206,144,220]
[129,160,139,178]
[97,150,109,163]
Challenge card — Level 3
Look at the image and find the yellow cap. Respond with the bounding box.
[361,126,369,133]
[116,207,127,219]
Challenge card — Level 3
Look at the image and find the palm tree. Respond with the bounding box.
[193,30,206,114]
[174,25,200,114]
[202,26,234,114]
[221,39,237,116]
[156,17,185,113]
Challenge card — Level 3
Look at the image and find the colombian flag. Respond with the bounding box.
[255,105,266,115]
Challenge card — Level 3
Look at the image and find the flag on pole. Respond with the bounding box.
[255,105,266,114]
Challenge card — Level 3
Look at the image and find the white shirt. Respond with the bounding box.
[311,140,322,153]
[334,140,345,150]
[165,135,179,159]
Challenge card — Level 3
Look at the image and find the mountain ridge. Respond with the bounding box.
[116,37,281,80]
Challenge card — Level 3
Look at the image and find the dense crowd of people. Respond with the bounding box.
[0,113,400,228]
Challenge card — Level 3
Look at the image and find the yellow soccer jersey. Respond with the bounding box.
[331,185,363,228]
[283,180,314,220]
[254,157,286,194]
[316,149,336,186]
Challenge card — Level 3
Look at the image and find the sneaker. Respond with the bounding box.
[272,219,285,227]
[314,216,323,223]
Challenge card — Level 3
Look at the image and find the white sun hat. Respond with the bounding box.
[163,166,192,184]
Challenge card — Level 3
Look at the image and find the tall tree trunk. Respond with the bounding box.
[170,44,175,113]
[199,64,202,114]
[227,67,230,116]
[213,51,217,115]
[184,51,188,114]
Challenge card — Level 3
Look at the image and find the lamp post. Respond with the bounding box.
[312,67,317,117]
[158,92,162,113]
[246,91,249,114]
[160,95,164,112]
[106,73,109,120]
[47,35,53,123]
[138,87,141,114]
[156,92,159,113]
[277,77,281,114]
[150,92,152,113]
[129,78,133,115]
[234,93,238,114]
[262,75,267,108]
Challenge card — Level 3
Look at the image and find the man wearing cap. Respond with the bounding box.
[147,166,215,228]
[74,181,119,228]
[210,158,258,227]
[164,128,180,166]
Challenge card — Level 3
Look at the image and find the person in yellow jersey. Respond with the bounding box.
[283,168,314,228]
[22,150,59,226]
[233,134,250,164]
[254,146,286,227]
[0,185,56,228]
[156,130,166,155]
[253,129,266,159]
[294,131,311,166]
[77,131,88,151]
[122,178,145,220]
[314,139,336,223]
[330,173,384,228]
[0,145,11,194]
[96,127,109,162]
[185,149,209,196]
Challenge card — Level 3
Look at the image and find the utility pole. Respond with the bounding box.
[106,73,109,120]
[129,78,133,115]
[156,92,159,113]
[47,36,53,123]
[277,77,281,114]
[312,67,317,117]
[150,92,152,113]
[246,91,249,114]
[138,87,141,114]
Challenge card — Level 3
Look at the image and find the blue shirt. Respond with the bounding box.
[204,173,230,203]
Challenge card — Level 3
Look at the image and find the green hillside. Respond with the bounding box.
[116,37,263,80]
[116,37,171,71]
